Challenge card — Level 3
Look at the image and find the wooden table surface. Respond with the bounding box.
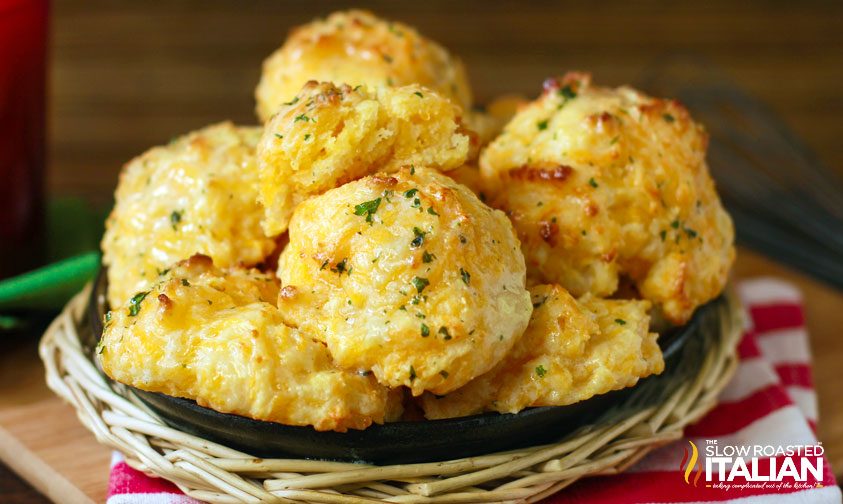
[3,0,842,501]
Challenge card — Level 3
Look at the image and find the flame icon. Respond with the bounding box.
[679,441,703,486]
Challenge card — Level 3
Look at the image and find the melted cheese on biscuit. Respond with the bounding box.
[421,284,664,418]
[276,167,532,396]
[257,81,470,236]
[101,122,274,307]
[98,256,389,432]
[480,73,734,324]
[255,9,472,122]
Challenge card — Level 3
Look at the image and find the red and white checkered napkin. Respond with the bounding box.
[107,278,840,504]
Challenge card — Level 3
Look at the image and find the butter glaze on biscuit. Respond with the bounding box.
[98,256,391,432]
[480,73,734,324]
[276,167,532,396]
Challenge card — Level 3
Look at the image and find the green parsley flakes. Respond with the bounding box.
[535,365,547,378]
[332,258,349,275]
[438,327,452,340]
[127,291,149,317]
[421,323,430,337]
[169,210,183,230]
[615,318,627,325]
[459,267,471,285]
[537,119,549,131]
[663,113,675,123]
[559,85,577,100]
[411,276,429,293]
[411,227,426,248]
[353,197,381,223]
[588,177,598,188]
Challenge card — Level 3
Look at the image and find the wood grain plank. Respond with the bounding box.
[0,337,110,503]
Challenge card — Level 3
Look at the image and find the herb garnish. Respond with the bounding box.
[353,197,381,223]
[459,267,471,285]
[411,227,426,248]
[439,327,452,340]
[128,291,149,317]
[332,258,349,275]
[411,276,429,293]
[170,210,183,230]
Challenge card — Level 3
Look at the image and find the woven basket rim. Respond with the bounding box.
[39,285,744,503]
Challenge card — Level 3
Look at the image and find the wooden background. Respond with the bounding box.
[50,0,843,205]
[5,0,843,501]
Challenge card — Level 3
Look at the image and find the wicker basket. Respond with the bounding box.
[40,285,743,503]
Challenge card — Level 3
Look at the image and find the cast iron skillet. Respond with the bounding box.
[85,268,706,464]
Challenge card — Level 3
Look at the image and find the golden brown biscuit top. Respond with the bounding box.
[480,73,734,324]
[276,166,532,396]
[255,9,472,122]
[257,81,471,236]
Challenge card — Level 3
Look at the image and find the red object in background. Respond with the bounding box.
[0,0,48,279]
